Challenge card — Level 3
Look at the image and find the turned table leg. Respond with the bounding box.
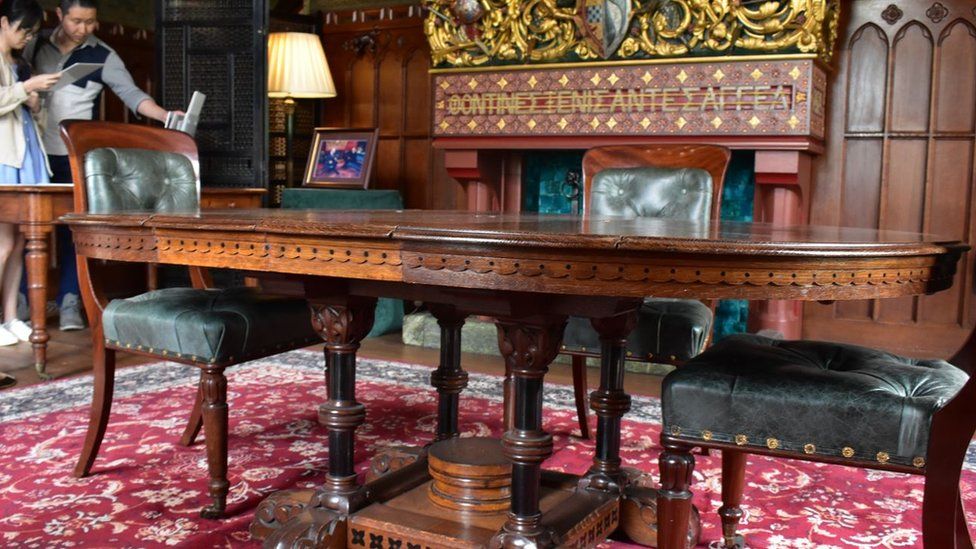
[583,312,637,491]
[23,226,50,379]
[429,305,468,441]
[253,296,376,548]
[490,315,566,548]
[311,297,377,512]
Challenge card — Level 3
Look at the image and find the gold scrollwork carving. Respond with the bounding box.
[426,0,592,66]
[425,0,841,67]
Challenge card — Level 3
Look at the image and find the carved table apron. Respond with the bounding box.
[61,210,966,548]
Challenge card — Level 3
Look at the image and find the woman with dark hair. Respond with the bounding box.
[24,0,175,332]
[0,0,60,368]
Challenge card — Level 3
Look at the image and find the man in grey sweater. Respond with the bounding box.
[24,0,173,330]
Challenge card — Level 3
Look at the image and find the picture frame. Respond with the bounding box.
[302,128,379,189]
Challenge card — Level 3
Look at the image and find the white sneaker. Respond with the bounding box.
[4,319,31,342]
[0,326,18,346]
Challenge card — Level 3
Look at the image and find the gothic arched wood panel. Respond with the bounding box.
[890,22,933,132]
[805,0,976,358]
[845,24,888,133]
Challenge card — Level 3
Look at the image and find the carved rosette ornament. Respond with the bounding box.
[926,2,949,24]
[881,4,903,25]
[424,0,842,67]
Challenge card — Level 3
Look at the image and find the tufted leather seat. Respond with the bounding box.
[657,329,976,549]
[563,298,712,363]
[63,121,319,520]
[103,287,319,365]
[663,334,968,467]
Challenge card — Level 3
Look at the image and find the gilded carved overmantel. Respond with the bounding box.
[425,0,843,339]
[424,0,841,68]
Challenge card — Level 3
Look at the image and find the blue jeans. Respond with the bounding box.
[46,155,80,305]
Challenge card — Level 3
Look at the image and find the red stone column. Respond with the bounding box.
[748,151,813,340]
[443,149,523,213]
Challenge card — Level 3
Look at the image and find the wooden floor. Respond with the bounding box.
[1,329,665,398]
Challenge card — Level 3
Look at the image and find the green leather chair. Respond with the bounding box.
[62,121,320,519]
[659,333,975,548]
[561,144,730,438]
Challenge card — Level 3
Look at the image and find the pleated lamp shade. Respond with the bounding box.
[267,32,337,99]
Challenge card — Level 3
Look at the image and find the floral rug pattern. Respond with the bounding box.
[0,349,973,548]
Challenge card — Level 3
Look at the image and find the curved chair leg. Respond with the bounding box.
[657,439,695,549]
[571,355,590,439]
[922,458,965,548]
[180,380,204,447]
[719,450,747,548]
[199,365,229,519]
[74,342,116,477]
[957,494,973,549]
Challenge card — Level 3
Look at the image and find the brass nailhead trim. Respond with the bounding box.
[803,444,816,454]
[670,426,682,436]
[735,434,748,446]
[841,447,855,458]
[913,457,926,468]
[876,451,890,464]
[701,430,713,441]
[766,438,780,450]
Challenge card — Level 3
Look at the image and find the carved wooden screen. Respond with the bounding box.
[155,0,267,188]
[804,0,976,358]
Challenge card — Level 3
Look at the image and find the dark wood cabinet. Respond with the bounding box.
[155,0,268,188]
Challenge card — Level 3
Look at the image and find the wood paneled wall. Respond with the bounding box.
[97,24,155,125]
[805,0,976,357]
[319,6,461,209]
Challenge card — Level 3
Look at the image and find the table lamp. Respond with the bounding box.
[267,32,337,189]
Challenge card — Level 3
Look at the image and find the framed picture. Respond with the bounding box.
[303,128,378,189]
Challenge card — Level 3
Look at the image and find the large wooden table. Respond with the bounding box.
[61,209,966,548]
[0,185,265,377]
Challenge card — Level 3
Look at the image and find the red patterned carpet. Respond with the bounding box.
[0,349,973,548]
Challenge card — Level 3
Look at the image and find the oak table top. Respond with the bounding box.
[63,209,967,302]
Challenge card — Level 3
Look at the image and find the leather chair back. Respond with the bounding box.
[60,121,200,214]
[588,167,713,221]
[83,148,198,214]
[582,145,731,221]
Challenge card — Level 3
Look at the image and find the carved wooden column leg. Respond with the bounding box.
[200,365,229,519]
[253,297,375,547]
[311,297,377,513]
[23,226,50,378]
[719,450,746,548]
[657,439,696,549]
[582,312,637,492]
[491,316,566,548]
[429,305,468,440]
